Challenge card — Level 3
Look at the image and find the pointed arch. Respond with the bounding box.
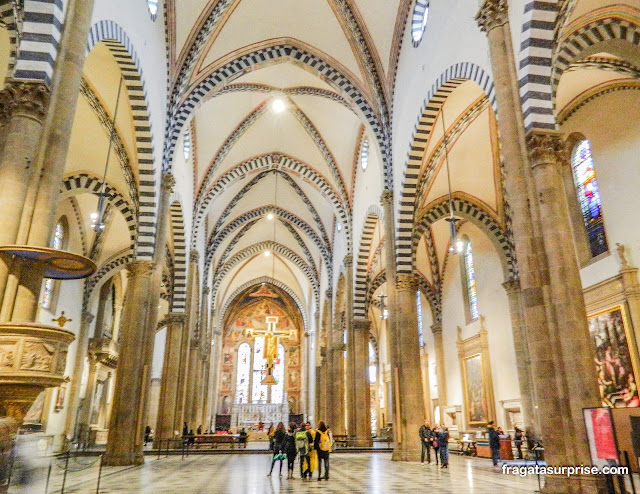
[169,201,188,312]
[354,205,384,318]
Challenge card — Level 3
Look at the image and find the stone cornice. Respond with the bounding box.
[353,318,371,331]
[476,0,508,33]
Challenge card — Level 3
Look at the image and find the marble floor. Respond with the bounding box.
[10,452,544,494]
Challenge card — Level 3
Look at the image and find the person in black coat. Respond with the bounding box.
[488,421,501,466]
[418,420,433,464]
[284,423,298,479]
[267,422,286,477]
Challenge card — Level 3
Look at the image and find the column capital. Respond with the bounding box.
[202,285,210,295]
[431,322,443,335]
[353,318,371,332]
[527,130,565,169]
[166,313,187,325]
[189,250,199,263]
[81,311,95,325]
[0,81,50,123]
[343,255,353,268]
[161,172,176,193]
[475,0,508,33]
[396,273,418,292]
[502,278,521,295]
[325,289,333,300]
[380,189,393,206]
[126,260,154,278]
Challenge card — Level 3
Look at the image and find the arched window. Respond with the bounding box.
[183,128,191,161]
[463,240,479,322]
[251,336,267,403]
[147,0,159,18]
[416,290,424,347]
[411,0,430,46]
[571,139,608,257]
[271,344,285,404]
[368,341,377,383]
[360,137,369,171]
[42,221,65,310]
[235,343,251,404]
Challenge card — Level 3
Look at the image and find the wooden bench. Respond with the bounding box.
[192,434,241,449]
[332,434,355,448]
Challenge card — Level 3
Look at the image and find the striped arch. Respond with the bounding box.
[354,205,384,318]
[86,21,157,260]
[83,249,135,311]
[413,196,516,279]
[165,41,388,184]
[552,15,640,100]
[416,270,440,324]
[212,241,319,307]
[13,0,63,84]
[217,276,309,334]
[193,153,349,249]
[396,62,496,275]
[518,0,560,132]
[364,270,386,316]
[169,201,187,312]
[61,173,137,250]
[206,205,331,272]
[0,0,19,77]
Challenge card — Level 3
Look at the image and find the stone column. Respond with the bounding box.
[209,327,222,428]
[431,323,447,411]
[343,255,357,437]
[154,313,187,446]
[199,286,211,427]
[103,261,154,466]
[391,274,424,461]
[328,344,346,434]
[306,312,317,423]
[420,347,432,424]
[77,354,99,441]
[316,350,327,423]
[502,279,536,435]
[352,318,372,447]
[528,132,601,467]
[183,251,200,429]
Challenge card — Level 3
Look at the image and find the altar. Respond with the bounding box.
[231,403,290,428]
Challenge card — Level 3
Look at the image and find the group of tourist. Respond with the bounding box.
[418,421,450,468]
[267,421,333,481]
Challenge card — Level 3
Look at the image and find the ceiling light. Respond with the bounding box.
[264,250,271,257]
[456,238,464,253]
[90,212,99,220]
[272,99,286,113]
[336,222,342,232]
[267,213,274,220]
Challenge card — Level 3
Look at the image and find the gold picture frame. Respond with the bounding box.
[462,353,488,425]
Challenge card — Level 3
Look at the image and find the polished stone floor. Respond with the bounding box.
[11,453,543,493]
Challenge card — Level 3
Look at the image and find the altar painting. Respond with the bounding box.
[463,354,487,424]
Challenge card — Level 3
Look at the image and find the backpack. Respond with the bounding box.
[318,429,333,452]
[295,431,309,454]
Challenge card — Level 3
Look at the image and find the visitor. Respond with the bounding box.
[285,422,298,478]
[267,422,286,477]
[437,425,449,468]
[267,423,275,451]
[305,422,318,480]
[418,420,433,464]
[431,429,440,466]
[314,421,333,481]
[144,425,152,446]
[188,429,195,445]
[182,422,188,438]
[239,428,248,448]
[488,421,500,466]
[514,427,524,459]
[196,424,202,435]
[295,423,311,480]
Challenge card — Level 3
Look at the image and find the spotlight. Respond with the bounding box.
[267,213,274,220]
[90,212,99,220]
[264,250,271,257]
[272,99,286,113]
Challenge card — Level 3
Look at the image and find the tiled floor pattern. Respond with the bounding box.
[11,453,542,493]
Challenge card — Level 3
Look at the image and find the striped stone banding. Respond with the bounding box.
[216,83,352,110]
[84,248,135,309]
[169,201,187,313]
[67,196,87,257]
[396,62,496,275]
[0,0,20,77]
[411,0,430,47]
[87,21,157,261]
[354,206,383,319]
[363,270,386,315]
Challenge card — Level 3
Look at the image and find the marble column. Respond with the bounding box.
[183,251,200,429]
[209,327,222,428]
[352,318,372,447]
[502,279,536,436]
[103,261,154,465]
[343,255,357,437]
[64,311,95,439]
[391,274,424,461]
[431,323,447,412]
[154,313,187,445]
[199,286,211,427]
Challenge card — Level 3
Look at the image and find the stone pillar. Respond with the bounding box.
[154,313,187,445]
[209,327,222,428]
[431,323,447,412]
[306,311,318,423]
[528,132,601,467]
[183,251,200,429]
[502,279,536,435]
[391,274,424,461]
[328,344,346,434]
[77,354,99,441]
[103,261,154,466]
[420,347,432,424]
[352,318,372,447]
[343,255,357,437]
[316,350,327,423]
[64,311,95,439]
[199,286,211,427]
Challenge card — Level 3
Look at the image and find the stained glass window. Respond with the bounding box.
[464,241,479,321]
[235,343,251,404]
[251,336,267,403]
[42,222,64,309]
[416,290,424,347]
[368,341,377,383]
[360,138,369,171]
[183,129,191,160]
[271,344,285,404]
[147,0,158,18]
[571,140,608,257]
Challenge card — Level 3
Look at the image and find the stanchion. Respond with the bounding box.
[157,440,162,461]
[60,451,70,494]
[44,461,52,494]
[95,455,103,494]
[181,440,185,460]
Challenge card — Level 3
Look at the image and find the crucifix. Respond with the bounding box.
[246,316,295,385]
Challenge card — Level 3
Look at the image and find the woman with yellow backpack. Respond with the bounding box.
[313,421,334,481]
[302,422,318,481]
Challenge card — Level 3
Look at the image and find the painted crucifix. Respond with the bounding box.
[246,316,296,385]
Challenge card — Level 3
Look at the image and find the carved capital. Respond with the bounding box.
[189,250,199,263]
[126,260,154,279]
[396,273,418,292]
[0,81,50,123]
[202,285,210,295]
[353,318,371,332]
[476,0,508,33]
[161,172,175,193]
[527,130,565,169]
[81,312,95,325]
[343,255,353,268]
[166,313,187,325]
[431,322,443,335]
[325,289,333,300]
[502,278,521,295]
[380,189,393,206]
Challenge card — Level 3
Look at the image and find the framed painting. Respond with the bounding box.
[54,385,66,413]
[588,305,639,408]
[462,354,487,425]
